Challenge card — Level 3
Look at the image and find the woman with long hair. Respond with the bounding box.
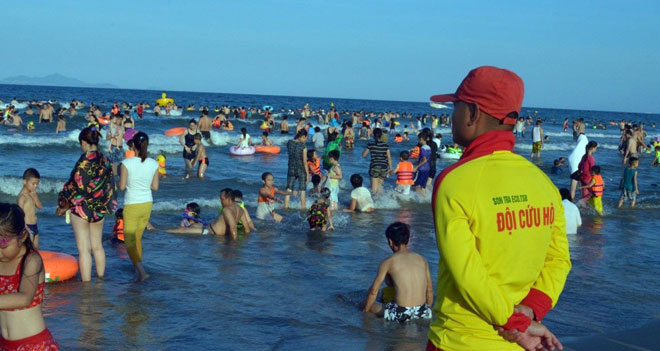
[119,132,159,281]
[58,126,116,282]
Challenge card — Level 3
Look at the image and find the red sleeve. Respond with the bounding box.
[502,313,531,332]
[521,288,553,321]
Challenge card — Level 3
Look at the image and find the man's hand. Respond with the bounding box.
[515,304,534,320]
[497,321,562,351]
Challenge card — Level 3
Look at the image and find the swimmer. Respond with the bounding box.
[257,172,290,222]
[55,114,66,134]
[343,174,375,213]
[280,115,289,134]
[190,134,208,179]
[260,131,274,146]
[362,222,433,322]
[26,121,35,132]
[307,188,334,231]
[198,110,213,142]
[180,202,206,229]
[17,168,43,249]
[167,189,249,239]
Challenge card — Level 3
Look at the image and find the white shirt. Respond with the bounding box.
[432,138,442,149]
[238,133,251,148]
[568,134,588,173]
[532,126,542,142]
[312,132,325,149]
[562,199,582,234]
[350,187,374,211]
[122,157,159,205]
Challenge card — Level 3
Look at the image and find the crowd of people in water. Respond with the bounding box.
[1,72,659,350]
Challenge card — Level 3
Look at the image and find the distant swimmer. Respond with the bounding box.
[362,222,433,322]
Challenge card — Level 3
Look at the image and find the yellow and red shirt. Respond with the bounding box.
[428,130,571,351]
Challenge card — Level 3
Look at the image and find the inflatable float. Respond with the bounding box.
[158,109,183,117]
[262,105,273,111]
[229,146,255,156]
[164,127,186,136]
[255,145,281,154]
[259,122,269,130]
[223,124,234,131]
[429,102,449,109]
[41,251,78,283]
[439,152,461,160]
[155,92,175,107]
[98,116,110,125]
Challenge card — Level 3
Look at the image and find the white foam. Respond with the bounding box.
[514,143,618,151]
[0,176,65,196]
[0,129,82,147]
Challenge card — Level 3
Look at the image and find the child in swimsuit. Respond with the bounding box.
[260,132,274,146]
[0,203,59,350]
[180,202,205,229]
[17,168,42,249]
[326,150,342,211]
[191,134,208,179]
[257,172,290,222]
[307,188,334,231]
[362,222,433,323]
[112,208,125,243]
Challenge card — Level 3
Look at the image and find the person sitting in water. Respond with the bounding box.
[343,174,375,213]
[180,202,206,229]
[260,131,274,146]
[362,222,433,323]
[257,172,290,222]
[167,188,250,239]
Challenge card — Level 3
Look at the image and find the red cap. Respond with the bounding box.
[430,66,524,125]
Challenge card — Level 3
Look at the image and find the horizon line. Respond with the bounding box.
[0,82,657,117]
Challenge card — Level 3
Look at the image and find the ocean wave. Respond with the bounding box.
[0,176,65,196]
[0,129,82,147]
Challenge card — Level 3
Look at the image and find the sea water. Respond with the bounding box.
[1,84,659,350]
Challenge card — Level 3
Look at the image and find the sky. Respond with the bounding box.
[3,0,660,113]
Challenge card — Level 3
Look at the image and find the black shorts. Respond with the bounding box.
[201,131,211,140]
[199,157,209,166]
[570,171,582,181]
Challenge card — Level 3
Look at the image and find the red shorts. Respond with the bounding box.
[426,340,444,351]
[0,329,58,351]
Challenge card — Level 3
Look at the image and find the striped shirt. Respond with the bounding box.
[367,141,389,170]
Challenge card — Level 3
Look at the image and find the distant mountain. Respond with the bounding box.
[0,74,118,89]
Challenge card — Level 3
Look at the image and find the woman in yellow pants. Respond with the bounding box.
[119,132,159,281]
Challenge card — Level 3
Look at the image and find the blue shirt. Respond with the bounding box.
[418,145,432,172]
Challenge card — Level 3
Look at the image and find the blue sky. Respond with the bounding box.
[4,1,659,113]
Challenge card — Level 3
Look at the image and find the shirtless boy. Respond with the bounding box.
[363,222,433,323]
[17,168,43,248]
[280,116,289,134]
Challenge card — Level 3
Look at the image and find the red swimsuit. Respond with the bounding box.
[0,257,44,310]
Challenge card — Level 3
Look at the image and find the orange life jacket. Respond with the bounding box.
[113,219,124,241]
[396,161,414,185]
[591,174,604,197]
[394,136,403,143]
[258,187,275,203]
[410,146,420,159]
[213,118,221,128]
[307,158,321,176]
[125,150,136,159]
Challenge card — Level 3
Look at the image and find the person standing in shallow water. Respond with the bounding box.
[58,127,116,282]
[284,130,309,210]
[362,128,391,195]
[119,132,159,282]
[426,66,570,351]
[179,119,200,177]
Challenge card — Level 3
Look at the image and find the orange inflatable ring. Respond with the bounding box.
[223,126,234,131]
[164,127,186,136]
[41,250,78,283]
[98,117,110,125]
[255,145,281,154]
